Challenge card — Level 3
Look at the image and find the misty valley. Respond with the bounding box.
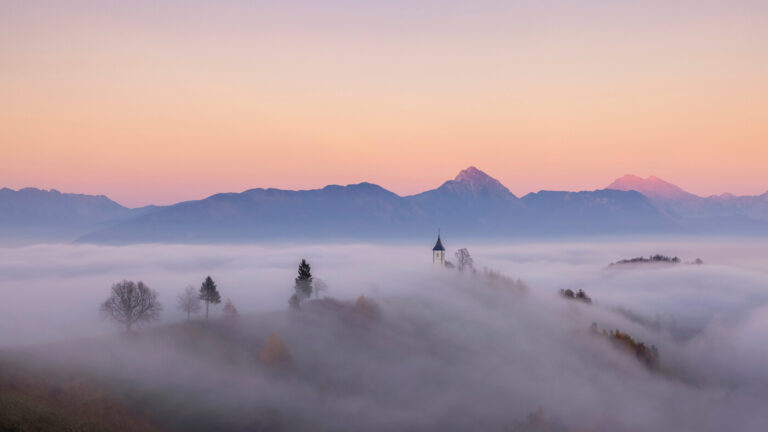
[1,240,767,431]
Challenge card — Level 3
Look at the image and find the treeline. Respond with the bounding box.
[591,323,660,369]
[100,259,324,332]
[558,288,592,304]
[446,247,528,292]
[609,254,704,266]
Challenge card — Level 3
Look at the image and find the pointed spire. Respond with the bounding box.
[432,229,445,251]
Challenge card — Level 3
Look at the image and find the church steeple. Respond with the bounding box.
[432,229,445,265]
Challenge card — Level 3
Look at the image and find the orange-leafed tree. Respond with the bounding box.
[259,334,292,368]
[222,298,239,325]
[353,295,379,319]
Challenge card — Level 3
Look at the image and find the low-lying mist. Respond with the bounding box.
[1,239,768,431]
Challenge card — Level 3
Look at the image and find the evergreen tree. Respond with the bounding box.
[198,276,221,320]
[290,259,313,308]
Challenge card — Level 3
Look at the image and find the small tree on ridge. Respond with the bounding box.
[290,259,313,308]
[455,248,474,271]
[177,285,202,321]
[198,276,221,320]
[101,280,162,332]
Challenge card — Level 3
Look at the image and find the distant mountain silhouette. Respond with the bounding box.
[606,174,768,222]
[607,175,696,201]
[76,167,688,243]
[520,189,676,234]
[78,182,428,243]
[3,168,768,244]
[0,188,150,242]
[404,167,524,235]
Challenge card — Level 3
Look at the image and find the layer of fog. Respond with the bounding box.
[2,239,767,347]
[2,239,768,430]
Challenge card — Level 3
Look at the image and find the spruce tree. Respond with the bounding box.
[198,276,221,320]
[292,259,313,307]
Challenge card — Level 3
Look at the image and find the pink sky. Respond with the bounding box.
[2,1,767,207]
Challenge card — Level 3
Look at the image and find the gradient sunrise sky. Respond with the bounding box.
[2,0,767,207]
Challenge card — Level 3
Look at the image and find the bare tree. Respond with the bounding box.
[177,285,202,321]
[101,280,162,332]
[455,248,474,271]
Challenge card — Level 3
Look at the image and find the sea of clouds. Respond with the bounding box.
[1,239,767,430]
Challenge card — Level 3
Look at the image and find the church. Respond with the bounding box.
[432,231,445,265]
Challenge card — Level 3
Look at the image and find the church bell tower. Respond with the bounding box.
[432,230,445,265]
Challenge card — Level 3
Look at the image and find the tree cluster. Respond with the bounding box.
[103,258,324,331]
[610,254,681,266]
[591,323,660,369]
[558,288,592,304]
[101,274,236,331]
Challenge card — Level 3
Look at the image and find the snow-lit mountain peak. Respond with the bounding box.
[452,166,510,193]
[607,174,695,200]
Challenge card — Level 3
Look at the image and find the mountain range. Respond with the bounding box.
[2,167,768,244]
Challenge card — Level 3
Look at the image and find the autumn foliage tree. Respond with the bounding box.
[259,334,292,368]
[101,280,162,332]
[603,329,660,369]
[353,295,379,319]
[222,298,239,325]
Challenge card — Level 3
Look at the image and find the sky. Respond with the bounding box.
[1,0,767,207]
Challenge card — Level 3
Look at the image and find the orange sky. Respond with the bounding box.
[2,1,767,207]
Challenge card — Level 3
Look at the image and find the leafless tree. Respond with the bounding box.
[101,280,162,332]
[177,285,202,321]
[455,248,474,271]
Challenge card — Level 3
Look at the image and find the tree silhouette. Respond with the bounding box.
[455,248,474,271]
[259,334,292,368]
[198,276,221,320]
[222,298,239,325]
[290,259,313,308]
[177,285,202,321]
[101,280,162,331]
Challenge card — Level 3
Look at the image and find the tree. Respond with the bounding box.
[455,248,474,271]
[101,280,162,332]
[198,276,221,320]
[259,334,291,368]
[177,285,202,321]
[290,259,313,308]
[222,298,239,325]
[354,295,379,319]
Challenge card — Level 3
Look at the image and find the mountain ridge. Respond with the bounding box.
[3,169,768,244]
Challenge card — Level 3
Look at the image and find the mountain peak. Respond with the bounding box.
[423,166,514,199]
[606,174,695,200]
[454,166,506,188]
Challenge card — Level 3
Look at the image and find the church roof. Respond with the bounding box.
[432,234,445,251]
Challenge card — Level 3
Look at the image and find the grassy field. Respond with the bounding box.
[0,353,162,432]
